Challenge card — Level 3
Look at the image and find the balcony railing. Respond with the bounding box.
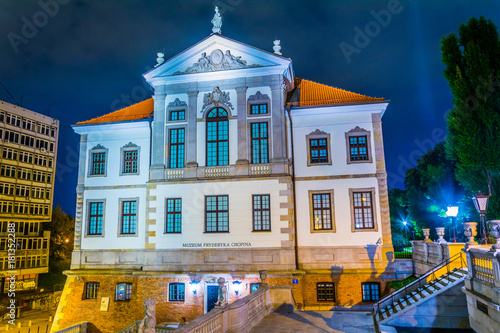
[468,248,498,285]
[163,163,286,180]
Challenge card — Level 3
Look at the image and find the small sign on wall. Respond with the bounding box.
[100,297,109,311]
[293,279,298,284]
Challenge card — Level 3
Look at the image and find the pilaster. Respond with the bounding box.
[271,80,287,162]
[187,90,199,167]
[236,86,248,164]
[151,85,166,171]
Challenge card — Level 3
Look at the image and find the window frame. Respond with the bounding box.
[306,130,332,166]
[85,282,99,300]
[308,190,336,233]
[168,127,186,169]
[345,127,373,164]
[165,198,182,234]
[88,145,108,177]
[85,199,106,237]
[250,121,269,164]
[361,282,380,302]
[349,188,378,232]
[206,107,229,167]
[115,282,133,301]
[252,194,271,232]
[317,282,335,302]
[168,282,185,302]
[118,199,139,236]
[204,195,229,233]
[120,145,140,176]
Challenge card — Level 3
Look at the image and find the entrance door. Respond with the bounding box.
[206,285,219,313]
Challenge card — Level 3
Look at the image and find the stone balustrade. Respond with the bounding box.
[174,286,273,333]
[163,162,289,180]
[52,322,88,333]
[411,241,466,276]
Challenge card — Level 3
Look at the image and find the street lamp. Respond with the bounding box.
[472,192,490,244]
[446,206,459,242]
[403,221,408,239]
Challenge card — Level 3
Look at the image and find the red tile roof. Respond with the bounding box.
[287,78,386,107]
[76,98,154,125]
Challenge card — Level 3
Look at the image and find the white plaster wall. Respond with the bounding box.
[81,122,150,187]
[80,187,147,250]
[150,179,289,249]
[295,177,383,247]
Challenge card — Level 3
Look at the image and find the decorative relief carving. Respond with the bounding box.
[91,144,106,150]
[202,86,234,111]
[248,91,270,101]
[167,98,187,108]
[308,129,328,136]
[123,142,137,147]
[174,49,262,75]
[347,126,369,133]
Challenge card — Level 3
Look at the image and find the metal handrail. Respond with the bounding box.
[373,251,466,322]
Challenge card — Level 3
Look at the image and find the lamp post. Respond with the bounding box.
[403,221,408,240]
[472,192,490,244]
[446,206,459,242]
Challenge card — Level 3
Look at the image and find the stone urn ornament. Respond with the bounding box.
[138,298,156,333]
[259,270,268,283]
[422,229,431,243]
[487,220,500,251]
[215,277,228,307]
[435,227,446,243]
[463,222,478,246]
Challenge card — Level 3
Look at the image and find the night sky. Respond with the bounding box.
[1,0,499,216]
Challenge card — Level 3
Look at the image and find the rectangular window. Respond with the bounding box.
[166,198,182,233]
[253,195,270,231]
[362,282,380,301]
[91,152,106,175]
[115,282,132,301]
[169,128,185,168]
[353,192,374,229]
[312,193,332,230]
[88,202,104,235]
[121,201,137,234]
[169,110,185,121]
[250,104,268,114]
[349,135,368,161]
[85,282,99,299]
[169,283,185,302]
[317,282,335,301]
[251,122,268,164]
[310,138,328,163]
[205,195,229,232]
[123,150,138,173]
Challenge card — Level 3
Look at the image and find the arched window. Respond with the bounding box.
[206,108,229,166]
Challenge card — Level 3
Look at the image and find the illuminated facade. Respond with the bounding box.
[0,100,59,295]
[53,32,393,331]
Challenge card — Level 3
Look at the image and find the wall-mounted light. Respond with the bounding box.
[190,281,200,294]
[233,281,242,295]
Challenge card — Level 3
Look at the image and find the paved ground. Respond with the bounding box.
[0,309,54,333]
[250,310,377,333]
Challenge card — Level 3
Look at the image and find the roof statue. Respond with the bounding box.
[273,40,282,55]
[211,6,222,34]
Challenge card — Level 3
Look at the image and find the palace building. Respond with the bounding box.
[0,100,59,299]
[53,10,394,332]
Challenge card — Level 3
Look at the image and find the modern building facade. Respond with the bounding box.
[0,100,59,296]
[53,27,394,332]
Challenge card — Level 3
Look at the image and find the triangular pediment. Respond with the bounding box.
[143,34,292,83]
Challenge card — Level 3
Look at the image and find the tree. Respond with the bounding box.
[45,205,75,261]
[441,16,500,218]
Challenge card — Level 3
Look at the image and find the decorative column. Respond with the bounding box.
[236,86,248,164]
[270,80,286,163]
[151,85,166,177]
[186,90,199,167]
[71,134,87,269]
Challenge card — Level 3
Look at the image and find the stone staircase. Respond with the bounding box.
[373,251,468,329]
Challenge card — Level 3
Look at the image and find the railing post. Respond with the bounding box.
[492,253,500,288]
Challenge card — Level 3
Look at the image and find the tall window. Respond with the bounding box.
[362,282,380,301]
[205,195,229,232]
[250,104,267,114]
[312,193,332,230]
[353,191,374,229]
[115,282,132,301]
[123,150,138,173]
[349,136,368,161]
[169,283,185,302]
[88,202,104,235]
[169,128,185,168]
[166,198,182,233]
[91,152,106,175]
[310,138,328,163]
[85,282,99,299]
[121,201,137,234]
[206,108,229,166]
[317,282,335,301]
[253,195,270,231]
[251,122,268,164]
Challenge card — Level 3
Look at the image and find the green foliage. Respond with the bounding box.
[44,205,75,261]
[441,16,500,219]
[388,275,417,290]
